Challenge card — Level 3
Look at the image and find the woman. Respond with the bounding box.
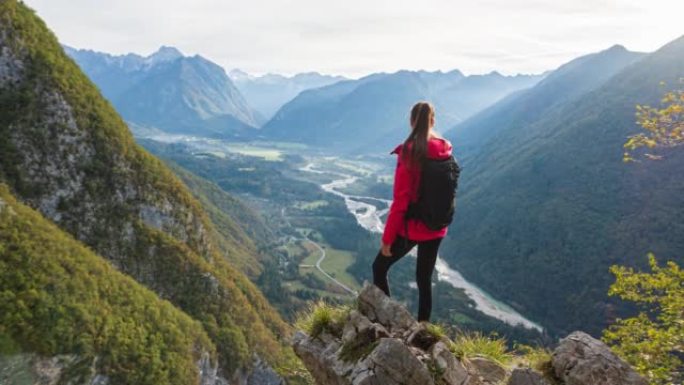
[372,101,452,323]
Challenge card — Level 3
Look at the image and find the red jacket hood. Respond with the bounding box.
[391,137,453,159]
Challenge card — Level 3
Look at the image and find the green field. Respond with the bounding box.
[298,241,361,290]
[223,144,283,161]
[319,246,361,289]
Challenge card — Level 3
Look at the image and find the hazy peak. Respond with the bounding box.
[147,46,183,64]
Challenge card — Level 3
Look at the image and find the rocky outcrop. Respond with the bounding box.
[233,355,285,385]
[0,354,109,385]
[293,283,648,385]
[552,331,647,385]
[293,283,505,385]
[0,13,211,267]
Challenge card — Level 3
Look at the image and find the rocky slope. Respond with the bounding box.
[293,283,647,385]
[0,1,299,382]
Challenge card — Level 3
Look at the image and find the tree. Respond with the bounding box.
[624,80,684,162]
[603,255,683,385]
[608,84,684,384]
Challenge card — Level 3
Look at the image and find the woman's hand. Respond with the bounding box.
[380,242,392,257]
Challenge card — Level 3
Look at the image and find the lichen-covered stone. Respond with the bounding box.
[552,331,647,385]
[430,341,470,385]
[467,357,507,384]
[357,283,415,332]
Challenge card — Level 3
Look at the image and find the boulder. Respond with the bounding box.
[357,283,415,332]
[364,338,434,385]
[430,341,470,385]
[552,331,647,385]
[468,357,507,384]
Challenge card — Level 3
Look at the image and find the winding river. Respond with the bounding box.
[302,163,544,332]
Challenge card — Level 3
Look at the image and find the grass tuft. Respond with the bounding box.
[295,301,351,338]
[448,331,513,366]
[425,323,447,340]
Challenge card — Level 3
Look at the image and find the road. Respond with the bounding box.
[307,239,358,295]
[281,207,357,296]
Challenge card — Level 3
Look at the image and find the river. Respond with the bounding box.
[302,163,544,332]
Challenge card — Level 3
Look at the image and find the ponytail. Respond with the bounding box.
[402,101,434,168]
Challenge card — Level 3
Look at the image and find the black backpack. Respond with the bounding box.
[405,155,461,231]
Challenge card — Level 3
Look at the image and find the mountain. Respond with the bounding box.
[447,45,645,153]
[0,1,303,382]
[65,45,262,137]
[441,38,684,337]
[229,69,347,120]
[260,69,543,153]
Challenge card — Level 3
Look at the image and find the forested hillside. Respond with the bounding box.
[0,1,303,381]
[442,35,684,337]
[0,186,216,385]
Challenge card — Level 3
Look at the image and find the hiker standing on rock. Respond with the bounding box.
[373,101,460,322]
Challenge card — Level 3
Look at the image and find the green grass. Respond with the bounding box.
[294,301,351,338]
[298,242,360,291]
[449,331,513,366]
[300,242,321,265]
[425,323,447,340]
[319,245,361,290]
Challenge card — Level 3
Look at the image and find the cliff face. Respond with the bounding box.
[0,3,210,268]
[0,1,294,381]
[293,283,647,385]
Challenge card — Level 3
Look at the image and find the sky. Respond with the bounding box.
[25,0,684,78]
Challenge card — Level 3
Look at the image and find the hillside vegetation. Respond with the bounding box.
[443,35,684,336]
[0,1,301,380]
[0,185,216,385]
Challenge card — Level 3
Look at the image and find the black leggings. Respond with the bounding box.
[372,236,442,322]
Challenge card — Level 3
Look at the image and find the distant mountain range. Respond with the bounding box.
[229,69,347,120]
[442,40,684,336]
[65,45,262,137]
[260,69,544,153]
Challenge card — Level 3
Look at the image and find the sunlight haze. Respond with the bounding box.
[24,0,684,77]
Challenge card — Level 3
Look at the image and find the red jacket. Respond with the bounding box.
[382,137,453,245]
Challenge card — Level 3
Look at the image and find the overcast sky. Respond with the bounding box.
[25,0,684,78]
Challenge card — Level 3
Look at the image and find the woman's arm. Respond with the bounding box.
[382,155,414,246]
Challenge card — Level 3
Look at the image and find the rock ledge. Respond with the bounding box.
[292,282,647,385]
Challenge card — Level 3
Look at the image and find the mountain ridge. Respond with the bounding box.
[0,1,302,381]
[441,34,684,336]
[65,44,262,137]
[261,69,543,153]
